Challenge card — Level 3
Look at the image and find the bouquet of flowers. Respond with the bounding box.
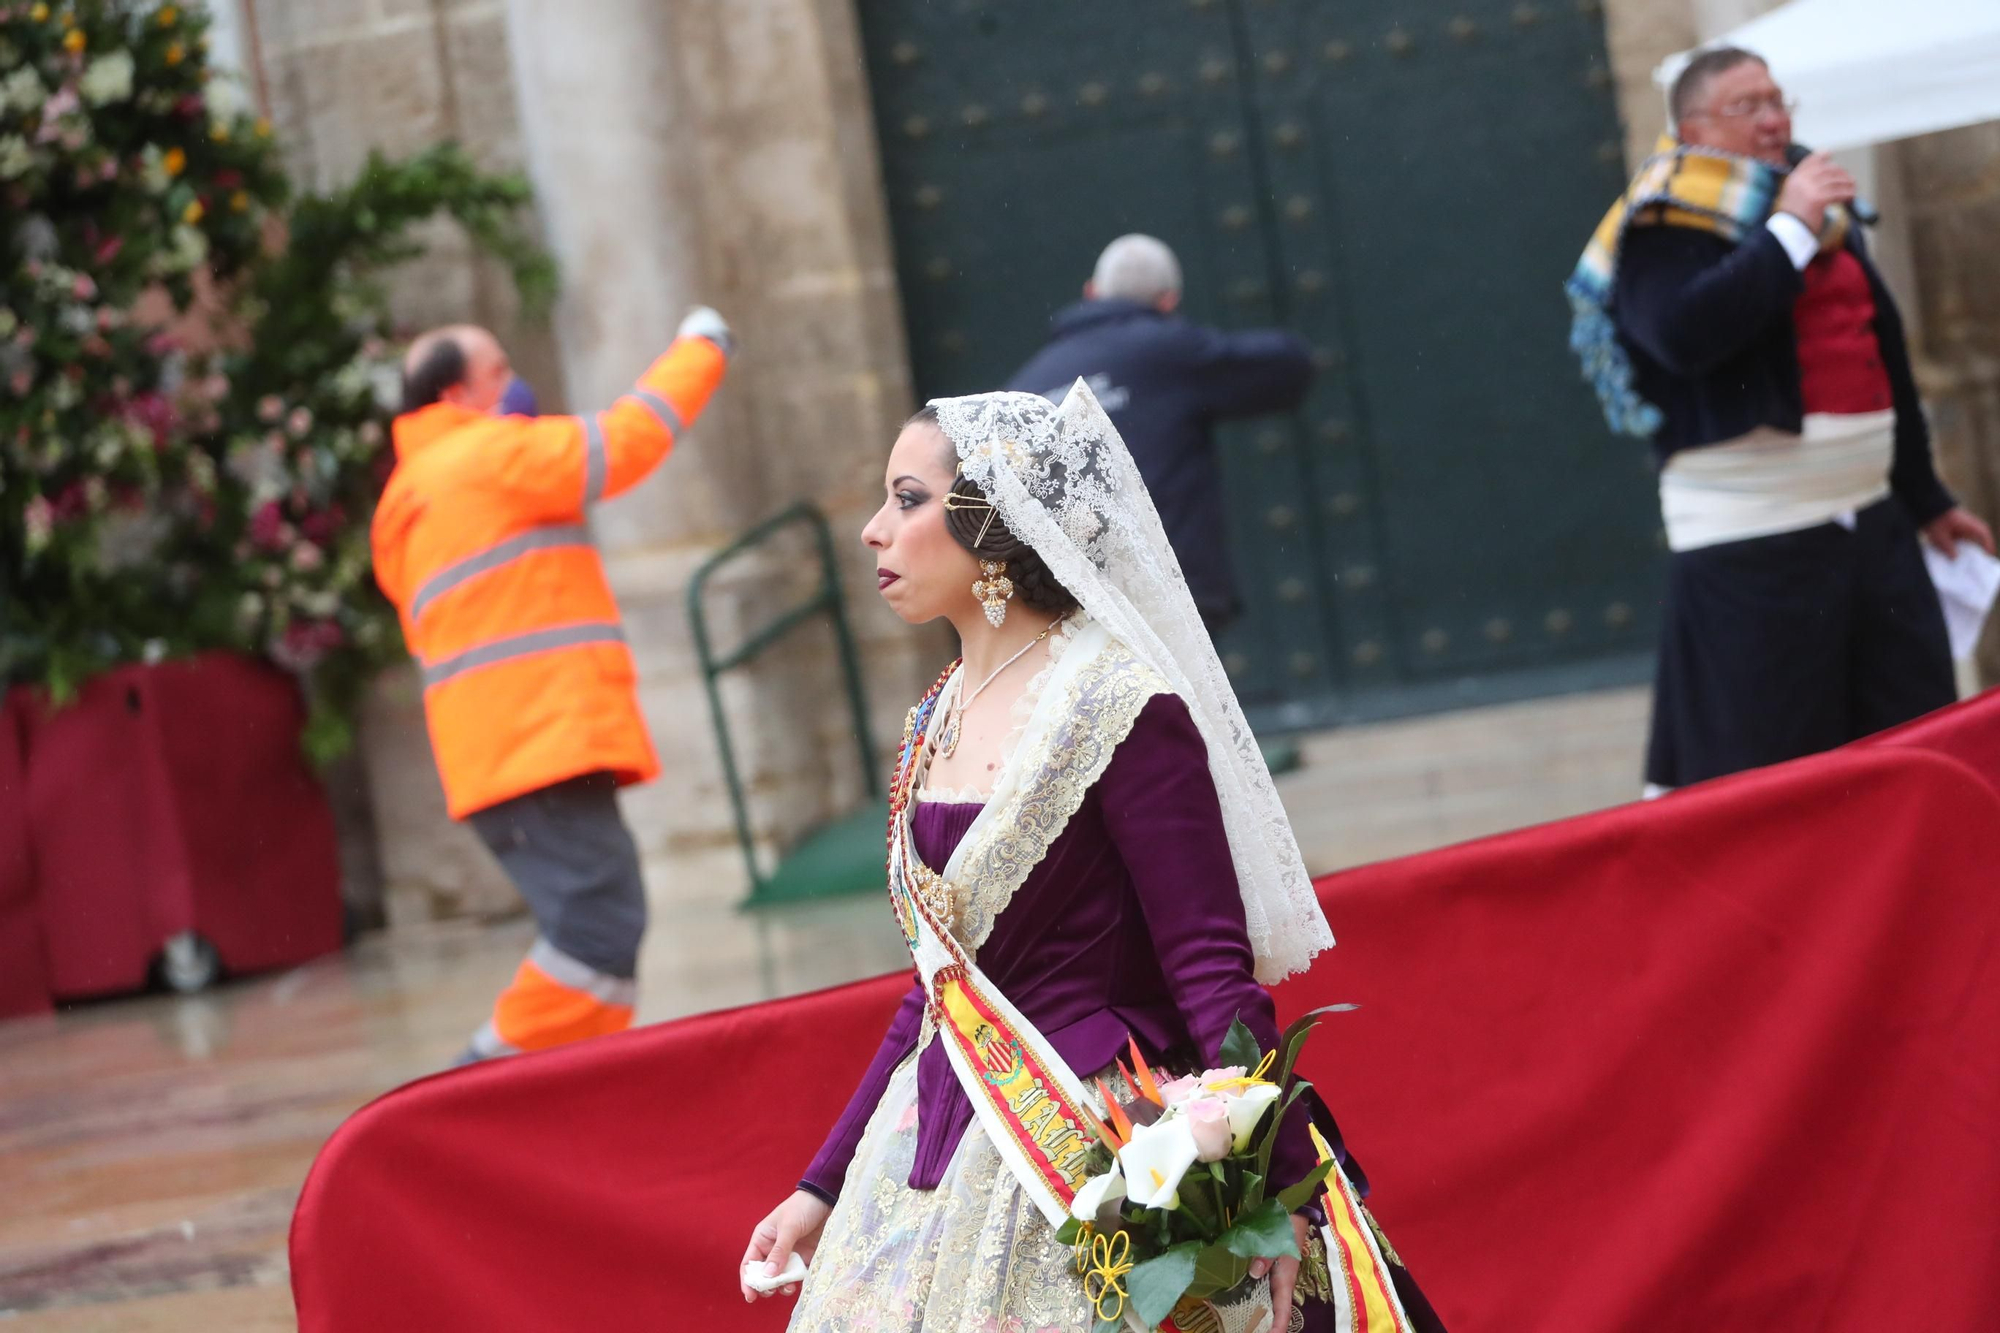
[1056,1006,1351,1333]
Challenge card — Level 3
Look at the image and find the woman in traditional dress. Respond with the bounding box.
[740,384,1443,1332]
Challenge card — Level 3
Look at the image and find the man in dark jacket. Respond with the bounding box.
[1604,47,1992,792]
[1007,234,1312,632]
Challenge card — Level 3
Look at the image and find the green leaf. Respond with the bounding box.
[1255,1081,1315,1183]
[1128,1241,1201,1328]
[1054,1217,1084,1246]
[1218,1014,1262,1072]
[1222,1199,1300,1261]
[1093,1316,1125,1333]
[1275,1158,1335,1214]
[1274,1003,1355,1088]
[1187,1241,1252,1299]
[1238,1170,1265,1212]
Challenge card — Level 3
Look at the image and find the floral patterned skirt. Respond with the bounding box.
[787,1057,1357,1333]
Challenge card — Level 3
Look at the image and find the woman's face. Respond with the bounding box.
[862,421,981,625]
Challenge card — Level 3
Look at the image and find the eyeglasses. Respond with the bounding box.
[1689,95,1798,122]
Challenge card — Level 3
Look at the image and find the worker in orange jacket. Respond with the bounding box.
[372,308,732,1064]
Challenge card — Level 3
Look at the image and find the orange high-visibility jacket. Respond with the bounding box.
[372,335,728,819]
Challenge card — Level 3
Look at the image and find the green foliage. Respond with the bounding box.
[1,0,553,758]
[1127,1242,1201,1328]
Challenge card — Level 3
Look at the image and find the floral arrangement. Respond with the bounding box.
[1,0,553,759]
[1056,1007,1349,1333]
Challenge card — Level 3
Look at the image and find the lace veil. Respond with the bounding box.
[930,380,1332,983]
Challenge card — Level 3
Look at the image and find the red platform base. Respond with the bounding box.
[16,652,344,1002]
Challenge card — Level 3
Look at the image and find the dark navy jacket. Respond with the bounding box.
[1613,222,1954,524]
[1006,299,1313,620]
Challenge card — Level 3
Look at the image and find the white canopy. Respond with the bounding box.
[1656,0,2000,152]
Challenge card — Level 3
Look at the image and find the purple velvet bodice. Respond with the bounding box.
[800,693,1316,1199]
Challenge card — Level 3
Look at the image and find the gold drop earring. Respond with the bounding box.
[971,560,1013,628]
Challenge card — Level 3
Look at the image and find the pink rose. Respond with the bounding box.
[289,542,324,572]
[1157,1074,1204,1107]
[287,405,313,437]
[72,272,96,300]
[257,395,284,423]
[1184,1097,1233,1163]
[248,500,285,550]
[96,234,123,264]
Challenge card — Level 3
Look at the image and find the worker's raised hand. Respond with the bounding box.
[678,306,734,356]
[1776,152,1855,235]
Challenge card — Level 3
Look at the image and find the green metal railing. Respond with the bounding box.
[688,502,881,907]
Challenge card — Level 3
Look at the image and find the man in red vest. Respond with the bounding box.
[1600,47,1992,792]
[373,308,732,1062]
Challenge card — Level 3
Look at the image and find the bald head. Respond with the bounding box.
[1088,234,1182,311]
[401,324,511,415]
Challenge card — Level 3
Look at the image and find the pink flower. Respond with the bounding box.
[299,505,344,545]
[1184,1097,1233,1162]
[99,158,117,182]
[23,496,54,546]
[356,419,383,448]
[248,500,285,550]
[257,395,284,423]
[7,369,30,397]
[289,542,324,572]
[275,618,345,671]
[1158,1074,1204,1107]
[95,235,123,264]
[286,405,313,437]
[72,272,96,300]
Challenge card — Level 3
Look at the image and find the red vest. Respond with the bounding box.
[1793,249,1893,416]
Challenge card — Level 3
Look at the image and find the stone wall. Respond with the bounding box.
[229,0,941,928]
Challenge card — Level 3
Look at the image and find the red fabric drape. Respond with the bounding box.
[291,745,2000,1332]
[0,691,52,1020]
[21,653,344,998]
[1861,684,2000,796]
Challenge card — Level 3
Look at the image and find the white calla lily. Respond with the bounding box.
[1225,1082,1283,1152]
[1118,1115,1201,1211]
[1069,1163,1126,1223]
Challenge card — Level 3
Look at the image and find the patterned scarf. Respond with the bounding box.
[1565,135,1850,438]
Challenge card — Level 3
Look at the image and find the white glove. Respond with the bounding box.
[677,306,733,356]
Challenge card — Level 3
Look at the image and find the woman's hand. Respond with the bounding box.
[1248,1212,1313,1318]
[739,1190,833,1303]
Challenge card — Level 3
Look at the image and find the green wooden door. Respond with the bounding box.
[859,0,1659,727]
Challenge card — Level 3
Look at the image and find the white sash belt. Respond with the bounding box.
[1659,409,1895,552]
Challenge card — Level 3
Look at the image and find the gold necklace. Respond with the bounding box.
[936,618,1061,761]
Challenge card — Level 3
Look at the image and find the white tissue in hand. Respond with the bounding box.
[742,1251,808,1293]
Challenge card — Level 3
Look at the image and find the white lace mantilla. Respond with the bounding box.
[931,382,1332,982]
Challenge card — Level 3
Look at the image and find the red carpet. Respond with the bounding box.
[293,701,2000,1332]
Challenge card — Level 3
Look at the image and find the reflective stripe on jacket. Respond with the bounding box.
[372,335,728,818]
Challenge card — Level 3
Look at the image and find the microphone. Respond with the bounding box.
[1785,143,1880,226]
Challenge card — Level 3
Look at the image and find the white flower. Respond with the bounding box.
[1070,1164,1126,1223]
[1,66,42,115]
[140,144,171,193]
[0,135,33,181]
[1225,1083,1283,1153]
[79,51,134,107]
[1118,1117,1201,1212]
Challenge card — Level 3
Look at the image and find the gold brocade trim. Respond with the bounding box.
[948,639,1166,953]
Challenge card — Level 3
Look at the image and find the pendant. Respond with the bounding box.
[937,705,961,760]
